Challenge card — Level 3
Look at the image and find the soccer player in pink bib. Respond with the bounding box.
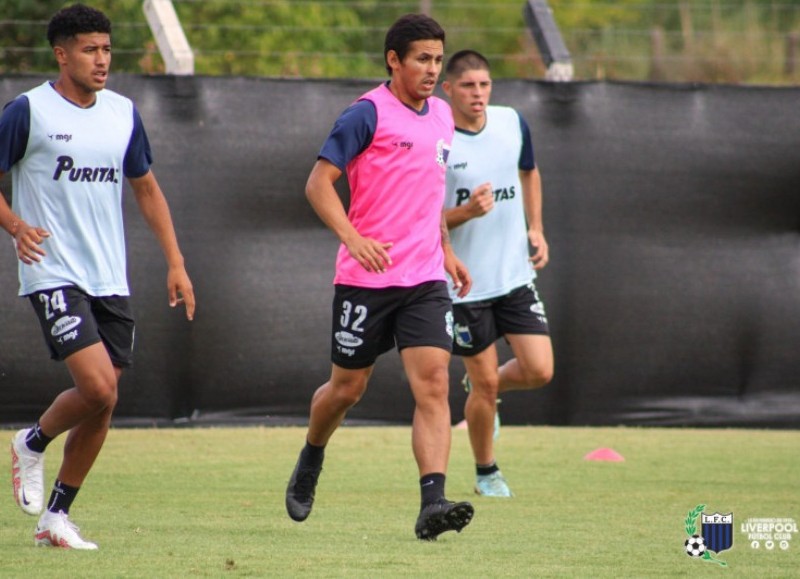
[286,14,474,541]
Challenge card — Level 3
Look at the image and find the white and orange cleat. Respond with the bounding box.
[11,429,44,516]
[35,510,98,550]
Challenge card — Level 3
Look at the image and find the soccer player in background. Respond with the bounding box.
[0,4,195,549]
[285,14,474,540]
[442,50,554,497]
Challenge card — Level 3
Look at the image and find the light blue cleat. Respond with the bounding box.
[475,471,513,497]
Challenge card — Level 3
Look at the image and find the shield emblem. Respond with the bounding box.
[454,323,473,348]
[702,512,734,553]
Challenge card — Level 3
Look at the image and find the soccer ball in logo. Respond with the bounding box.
[685,534,706,557]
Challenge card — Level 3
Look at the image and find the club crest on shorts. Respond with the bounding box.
[454,323,473,348]
[683,504,732,567]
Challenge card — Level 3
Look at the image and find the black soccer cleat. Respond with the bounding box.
[285,457,322,522]
[415,499,474,541]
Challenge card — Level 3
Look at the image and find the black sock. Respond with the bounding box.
[47,480,80,515]
[477,461,500,476]
[300,440,325,470]
[24,422,53,453]
[420,472,446,508]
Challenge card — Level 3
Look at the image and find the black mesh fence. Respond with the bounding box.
[1,75,798,427]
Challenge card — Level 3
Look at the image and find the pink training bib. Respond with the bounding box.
[334,84,454,288]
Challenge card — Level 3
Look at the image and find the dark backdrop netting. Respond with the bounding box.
[1,75,799,428]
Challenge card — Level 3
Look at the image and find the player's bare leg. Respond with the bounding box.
[28,343,118,550]
[462,337,553,498]
[405,346,473,540]
[38,343,120,487]
[306,365,372,446]
[403,346,452,475]
[287,365,372,522]
[497,334,553,394]
[462,345,501,466]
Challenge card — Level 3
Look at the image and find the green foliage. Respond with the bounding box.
[2,1,800,83]
[549,0,648,29]
[181,0,381,77]
[0,0,60,73]
[0,0,159,74]
[684,503,705,535]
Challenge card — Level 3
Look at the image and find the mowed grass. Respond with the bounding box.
[1,425,798,578]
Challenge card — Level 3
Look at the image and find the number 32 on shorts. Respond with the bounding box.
[340,300,367,333]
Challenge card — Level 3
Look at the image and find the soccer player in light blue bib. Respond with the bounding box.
[443,50,555,498]
[0,4,195,549]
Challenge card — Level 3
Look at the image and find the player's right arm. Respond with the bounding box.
[0,97,50,264]
[0,174,50,265]
[444,182,494,229]
[305,159,392,274]
[307,99,392,273]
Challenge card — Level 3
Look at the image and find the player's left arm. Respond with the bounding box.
[441,211,471,298]
[517,111,549,270]
[128,171,195,321]
[522,166,549,270]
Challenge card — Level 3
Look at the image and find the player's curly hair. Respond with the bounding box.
[384,14,445,75]
[47,3,111,47]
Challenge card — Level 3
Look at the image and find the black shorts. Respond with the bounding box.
[28,286,135,368]
[452,282,549,357]
[331,281,454,369]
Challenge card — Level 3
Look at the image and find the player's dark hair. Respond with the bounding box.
[384,13,445,75]
[446,49,491,78]
[47,3,111,47]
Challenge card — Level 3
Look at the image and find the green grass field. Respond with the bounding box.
[1,426,798,578]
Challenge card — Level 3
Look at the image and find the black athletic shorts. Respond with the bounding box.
[331,281,454,369]
[28,285,135,367]
[452,281,549,357]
